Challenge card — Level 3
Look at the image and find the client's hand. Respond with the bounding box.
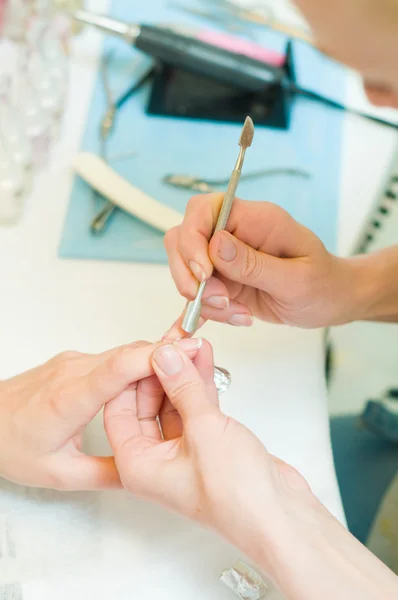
[104,340,312,561]
[0,339,200,491]
[105,341,398,600]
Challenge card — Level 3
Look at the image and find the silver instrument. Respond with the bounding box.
[182,116,255,334]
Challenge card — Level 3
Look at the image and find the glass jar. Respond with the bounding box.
[0,142,25,225]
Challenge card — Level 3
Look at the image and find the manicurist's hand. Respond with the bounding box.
[165,194,372,333]
[0,339,200,491]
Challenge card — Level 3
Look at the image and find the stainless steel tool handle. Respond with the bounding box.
[214,169,241,233]
[91,202,117,235]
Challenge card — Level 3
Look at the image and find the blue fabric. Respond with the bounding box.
[331,415,398,544]
[59,0,347,264]
[361,400,398,442]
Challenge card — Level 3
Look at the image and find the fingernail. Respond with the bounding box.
[175,338,203,352]
[228,314,253,327]
[189,260,206,282]
[162,329,181,341]
[153,345,184,376]
[218,233,237,262]
[203,295,229,309]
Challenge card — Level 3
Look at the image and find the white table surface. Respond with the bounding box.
[0,3,397,598]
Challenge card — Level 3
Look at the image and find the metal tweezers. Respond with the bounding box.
[163,167,311,194]
[91,54,155,235]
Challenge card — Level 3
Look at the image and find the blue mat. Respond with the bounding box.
[331,415,398,544]
[59,0,347,264]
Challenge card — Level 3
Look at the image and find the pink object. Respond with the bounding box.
[197,30,286,67]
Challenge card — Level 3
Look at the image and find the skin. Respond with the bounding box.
[163,1,398,336]
[164,195,398,337]
[0,338,200,490]
[1,1,398,598]
[152,1,398,595]
[295,0,398,107]
[105,342,398,599]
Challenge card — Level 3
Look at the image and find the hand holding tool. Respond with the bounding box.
[182,116,255,334]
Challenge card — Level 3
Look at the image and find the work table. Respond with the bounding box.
[0,1,396,597]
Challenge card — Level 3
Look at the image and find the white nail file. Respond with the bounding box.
[73,152,183,233]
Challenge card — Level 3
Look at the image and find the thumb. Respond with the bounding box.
[57,339,202,435]
[209,231,292,295]
[151,341,217,423]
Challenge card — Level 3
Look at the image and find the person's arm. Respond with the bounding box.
[104,341,398,600]
[252,495,398,600]
[164,194,398,334]
[351,246,398,323]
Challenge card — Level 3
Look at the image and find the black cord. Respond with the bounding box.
[291,85,398,130]
[115,66,156,111]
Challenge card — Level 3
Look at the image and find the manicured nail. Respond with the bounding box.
[162,329,181,341]
[175,338,203,352]
[162,328,176,344]
[204,296,229,309]
[228,314,253,327]
[153,345,184,376]
[189,260,206,282]
[218,233,237,262]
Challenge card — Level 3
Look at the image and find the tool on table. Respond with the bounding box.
[73,11,285,94]
[98,52,153,148]
[90,50,117,233]
[74,153,232,395]
[99,51,117,149]
[164,167,311,193]
[165,25,286,67]
[74,11,398,131]
[75,152,183,233]
[182,116,255,334]
[73,10,296,130]
[90,53,154,235]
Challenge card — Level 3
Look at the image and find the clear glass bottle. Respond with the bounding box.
[52,0,83,35]
[0,72,11,103]
[29,49,65,138]
[40,26,69,92]
[0,0,7,37]
[0,141,25,225]
[0,102,34,191]
[3,0,31,42]
[1,68,34,189]
[11,64,52,168]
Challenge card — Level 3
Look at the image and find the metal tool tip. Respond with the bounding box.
[239,116,255,148]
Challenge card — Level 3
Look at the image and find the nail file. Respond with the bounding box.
[73,152,183,233]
